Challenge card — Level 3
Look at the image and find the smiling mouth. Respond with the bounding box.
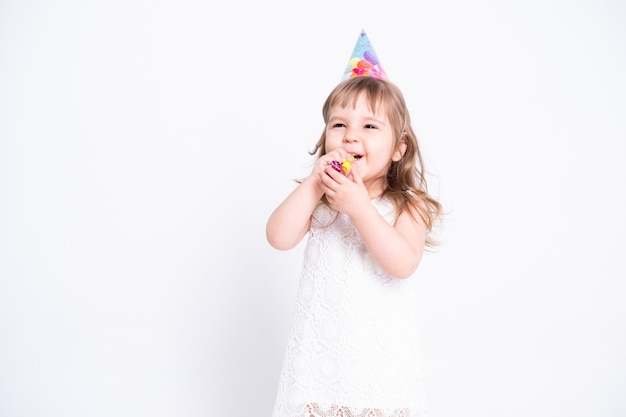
[352,154,363,160]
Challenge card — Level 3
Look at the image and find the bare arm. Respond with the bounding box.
[266,175,324,250]
[266,148,355,250]
[350,202,426,279]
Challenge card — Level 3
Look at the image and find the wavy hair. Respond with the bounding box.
[310,76,442,246]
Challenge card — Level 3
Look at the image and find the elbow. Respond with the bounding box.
[387,253,423,280]
[266,223,284,250]
[266,227,298,251]
[267,235,294,251]
[266,230,284,250]
[389,266,417,280]
[266,219,308,251]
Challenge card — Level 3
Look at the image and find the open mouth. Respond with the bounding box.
[352,154,363,160]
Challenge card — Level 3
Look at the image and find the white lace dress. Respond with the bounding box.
[271,197,427,417]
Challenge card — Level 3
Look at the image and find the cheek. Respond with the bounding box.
[324,133,342,151]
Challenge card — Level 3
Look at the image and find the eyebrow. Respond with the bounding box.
[327,115,388,127]
[362,116,387,126]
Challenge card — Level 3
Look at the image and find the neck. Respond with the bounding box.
[365,178,386,200]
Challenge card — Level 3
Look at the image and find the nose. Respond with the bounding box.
[343,128,359,143]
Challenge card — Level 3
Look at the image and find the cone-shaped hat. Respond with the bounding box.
[341,29,387,81]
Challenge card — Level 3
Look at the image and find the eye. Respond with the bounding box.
[332,123,346,128]
[364,124,377,129]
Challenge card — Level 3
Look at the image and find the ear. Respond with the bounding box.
[392,138,407,162]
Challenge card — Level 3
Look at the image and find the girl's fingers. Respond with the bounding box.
[324,149,352,166]
[349,163,362,185]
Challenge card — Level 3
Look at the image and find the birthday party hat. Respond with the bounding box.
[341,29,387,81]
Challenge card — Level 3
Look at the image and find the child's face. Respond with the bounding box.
[325,93,403,193]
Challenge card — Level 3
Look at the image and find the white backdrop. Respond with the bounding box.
[1,1,625,416]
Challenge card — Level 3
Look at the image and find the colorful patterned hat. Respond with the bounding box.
[341,29,387,81]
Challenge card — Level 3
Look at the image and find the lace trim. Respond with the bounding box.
[306,403,410,417]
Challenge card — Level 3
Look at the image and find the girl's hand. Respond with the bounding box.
[320,163,370,216]
[307,148,353,195]
[311,148,353,178]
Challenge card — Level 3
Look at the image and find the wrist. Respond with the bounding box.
[302,174,325,198]
[346,197,377,223]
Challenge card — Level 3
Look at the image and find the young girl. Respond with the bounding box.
[267,40,442,417]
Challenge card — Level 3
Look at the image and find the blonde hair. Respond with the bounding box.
[310,76,442,246]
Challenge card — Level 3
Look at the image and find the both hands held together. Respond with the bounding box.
[311,148,371,217]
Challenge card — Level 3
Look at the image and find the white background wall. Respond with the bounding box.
[1,1,625,416]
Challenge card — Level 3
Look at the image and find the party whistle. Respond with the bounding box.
[329,159,353,175]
